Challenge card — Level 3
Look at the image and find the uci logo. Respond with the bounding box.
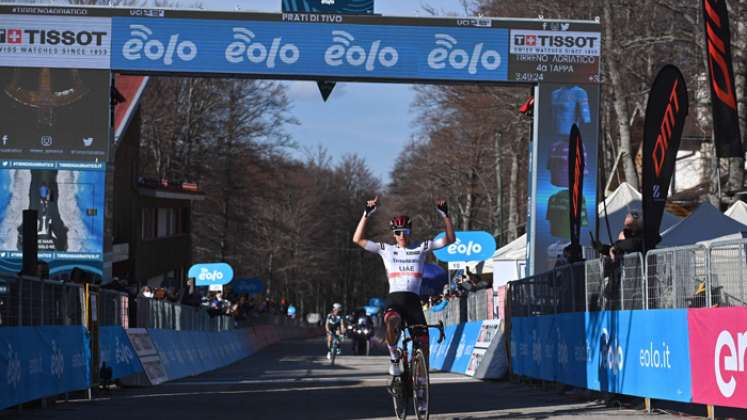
[225,27,300,68]
[427,33,502,75]
[324,30,399,71]
[122,24,197,65]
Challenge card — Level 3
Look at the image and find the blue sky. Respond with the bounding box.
[207,0,471,183]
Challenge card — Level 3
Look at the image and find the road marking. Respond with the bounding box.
[174,376,474,386]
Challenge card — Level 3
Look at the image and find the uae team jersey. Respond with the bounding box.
[547,139,589,187]
[546,189,589,239]
[551,86,592,136]
[364,239,448,294]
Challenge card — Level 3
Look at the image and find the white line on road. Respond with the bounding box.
[174,375,474,386]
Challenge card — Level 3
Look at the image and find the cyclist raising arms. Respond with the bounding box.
[353,197,455,376]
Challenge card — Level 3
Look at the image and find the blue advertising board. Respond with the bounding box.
[0,163,106,276]
[586,310,691,401]
[434,231,496,262]
[232,277,265,295]
[0,326,91,410]
[112,18,509,82]
[98,326,143,380]
[449,320,483,373]
[511,310,692,402]
[188,262,234,286]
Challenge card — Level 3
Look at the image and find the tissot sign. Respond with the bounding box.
[0,15,111,69]
[0,6,600,85]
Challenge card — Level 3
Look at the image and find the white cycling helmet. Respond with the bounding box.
[332,303,342,311]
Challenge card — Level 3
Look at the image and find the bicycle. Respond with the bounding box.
[388,320,445,420]
[329,332,341,366]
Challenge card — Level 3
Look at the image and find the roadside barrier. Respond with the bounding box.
[425,319,507,379]
[0,326,91,410]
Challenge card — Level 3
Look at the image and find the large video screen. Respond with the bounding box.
[0,165,104,262]
[0,67,110,162]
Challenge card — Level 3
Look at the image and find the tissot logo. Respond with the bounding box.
[510,30,600,56]
[0,28,107,46]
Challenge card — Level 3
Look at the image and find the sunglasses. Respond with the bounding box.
[393,229,411,237]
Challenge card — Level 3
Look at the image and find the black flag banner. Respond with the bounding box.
[642,65,689,252]
[568,124,584,251]
[703,0,743,157]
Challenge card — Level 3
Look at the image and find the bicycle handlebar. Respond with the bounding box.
[407,321,446,344]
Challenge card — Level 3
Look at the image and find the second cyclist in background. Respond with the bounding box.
[325,303,344,360]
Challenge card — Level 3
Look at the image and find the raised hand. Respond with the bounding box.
[364,196,379,218]
[436,200,448,218]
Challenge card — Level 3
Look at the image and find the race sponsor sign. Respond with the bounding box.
[508,29,600,83]
[111,17,510,82]
[0,15,111,69]
[689,307,747,408]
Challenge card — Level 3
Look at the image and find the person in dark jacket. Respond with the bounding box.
[609,211,644,262]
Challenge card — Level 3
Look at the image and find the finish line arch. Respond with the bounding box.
[0,5,601,275]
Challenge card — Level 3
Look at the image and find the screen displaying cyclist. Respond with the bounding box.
[352,196,455,376]
[325,303,344,360]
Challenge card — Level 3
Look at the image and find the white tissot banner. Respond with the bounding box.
[0,15,111,69]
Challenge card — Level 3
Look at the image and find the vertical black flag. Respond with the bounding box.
[568,124,584,251]
[703,0,743,157]
[642,65,689,252]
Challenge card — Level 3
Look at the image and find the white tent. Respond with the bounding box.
[725,201,747,225]
[466,234,525,276]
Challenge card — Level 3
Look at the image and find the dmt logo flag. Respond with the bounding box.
[641,65,688,252]
[690,307,747,408]
[702,0,743,158]
[567,124,584,250]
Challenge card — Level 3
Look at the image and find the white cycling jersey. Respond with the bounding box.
[364,238,448,294]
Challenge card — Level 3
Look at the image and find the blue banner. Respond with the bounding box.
[449,321,483,374]
[112,18,509,82]
[586,310,691,401]
[98,326,143,380]
[147,329,256,381]
[188,262,234,286]
[0,326,91,410]
[511,310,692,402]
[232,277,265,295]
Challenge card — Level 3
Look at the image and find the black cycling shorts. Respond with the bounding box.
[385,292,426,330]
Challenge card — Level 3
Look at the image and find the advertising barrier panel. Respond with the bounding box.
[586,310,691,402]
[125,327,167,385]
[0,326,91,410]
[511,310,692,401]
[689,307,747,408]
[98,326,143,380]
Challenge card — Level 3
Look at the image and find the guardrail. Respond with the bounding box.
[134,297,235,331]
[0,275,84,327]
[509,239,747,315]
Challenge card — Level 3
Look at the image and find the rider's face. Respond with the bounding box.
[393,229,410,246]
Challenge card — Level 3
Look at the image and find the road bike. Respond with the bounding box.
[329,332,341,366]
[388,321,445,420]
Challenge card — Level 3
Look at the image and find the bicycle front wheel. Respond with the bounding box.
[411,349,429,420]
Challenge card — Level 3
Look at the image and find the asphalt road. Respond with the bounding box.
[9,337,680,420]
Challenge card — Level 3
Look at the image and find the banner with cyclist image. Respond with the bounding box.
[0,162,105,275]
[527,83,599,273]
